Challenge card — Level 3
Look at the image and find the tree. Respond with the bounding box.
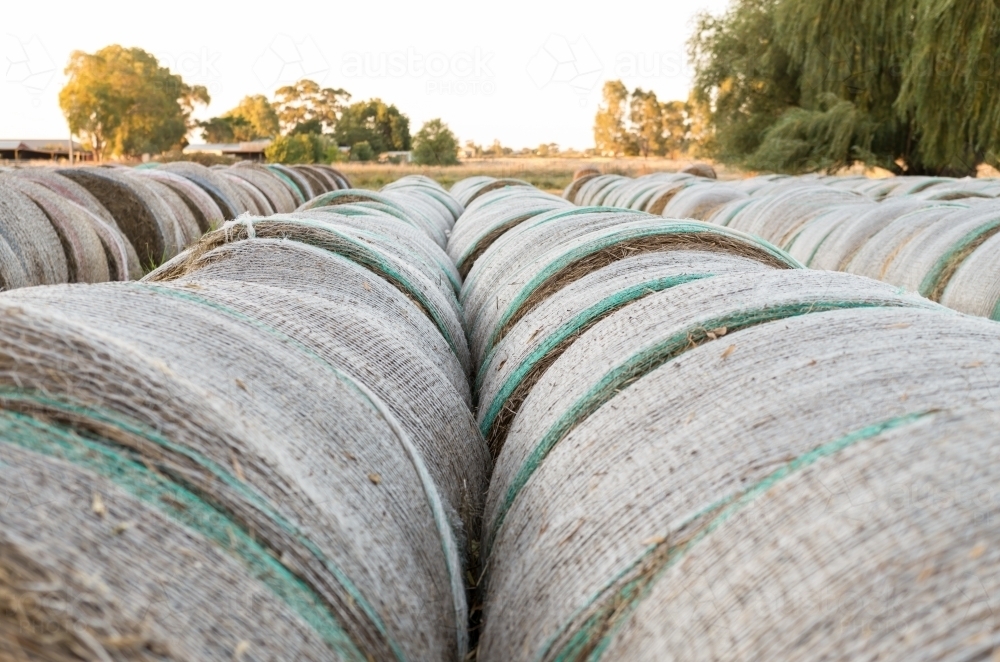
[198,94,279,144]
[350,141,375,162]
[60,45,209,160]
[630,89,665,157]
[662,100,689,159]
[334,99,411,154]
[225,94,280,140]
[265,133,327,164]
[198,116,241,143]
[412,119,459,165]
[273,79,350,134]
[689,0,1000,175]
[593,80,632,156]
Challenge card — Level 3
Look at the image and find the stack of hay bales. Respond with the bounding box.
[0,163,351,291]
[564,171,1000,320]
[452,177,1000,661]
[0,176,488,661]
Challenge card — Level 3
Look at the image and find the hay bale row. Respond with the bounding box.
[0,176,488,661]
[566,171,1000,320]
[447,176,1000,661]
[0,163,350,291]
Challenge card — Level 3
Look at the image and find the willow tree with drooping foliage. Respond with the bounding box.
[689,0,1000,175]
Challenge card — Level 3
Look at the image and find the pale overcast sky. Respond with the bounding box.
[1,0,730,150]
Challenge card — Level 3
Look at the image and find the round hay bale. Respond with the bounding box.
[229,164,298,213]
[219,171,274,216]
[940,230,1000,318]
[157,161,241,219]
[878,205,1000,299]
[845,203,970,281]
[642,178,698,215]
[450,176,496,205]
[0,284,471,660]
[311,164,351,189]
[145,238,468,399]
[453,178,532,208]
[140,176,201,252]
[475,249,777,456]
[295,165,341,193]
[137,169,226,233]
[806,198,925,271]
[478,271,1000,661]
[447,190,572,277]
[726,186,872,248]
[151,277,489,547]
[680,161,717,178]
[660,182,748,220]
[57,167,173,268]
[562,171,600,203]
[12,169,118,225]
[298,189,447,247]
[0,180,68,287]
[265,164,311,205]
[463,211,799,366]
[2,176,110,283]
[150,218,470,374]
[287,165,327,197]
[280,209,462,293]
[383,176,464,223]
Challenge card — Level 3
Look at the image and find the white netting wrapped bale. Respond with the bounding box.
[0,180,68,288]
[0,281,473,660]
[276,208,462,293]
[137,169,225,233]
[298,190,447,248]
[147,236,469,393]
[219,171,274,216]
[266,163,313,204]
[450,177,531,207]
[463,211,800,367]
[229,163,298,214]
[2,176,110,283]
[154,217,470,373]
[799,198,925,270]
[475,249,778,456]
[478,269,1000,661]
[447,188,572,277]
[157,161,242,219]
[12,169,118,225]
[726,186,873,248]
[660,182,748,220]
[940,229,1000,319]
[876,204,1000,300]
[845,203,971,281]
[57,167,178,268]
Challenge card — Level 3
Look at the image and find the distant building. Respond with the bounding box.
[183,140,272,161]
[0,139,92,162]
[379,150,413,163]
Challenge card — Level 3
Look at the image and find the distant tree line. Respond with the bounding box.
[592,81,699,158]
[688,0,1000,176]
[59,45,461,165]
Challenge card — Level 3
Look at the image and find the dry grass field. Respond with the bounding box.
[336,157,739,194]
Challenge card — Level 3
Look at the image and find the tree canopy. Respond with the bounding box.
[59,45,209,160]
[689,0,1000,175]
[334,99,411,153]
[594,81,690,157]
[273,79,350,135]
[412,119,459,165]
